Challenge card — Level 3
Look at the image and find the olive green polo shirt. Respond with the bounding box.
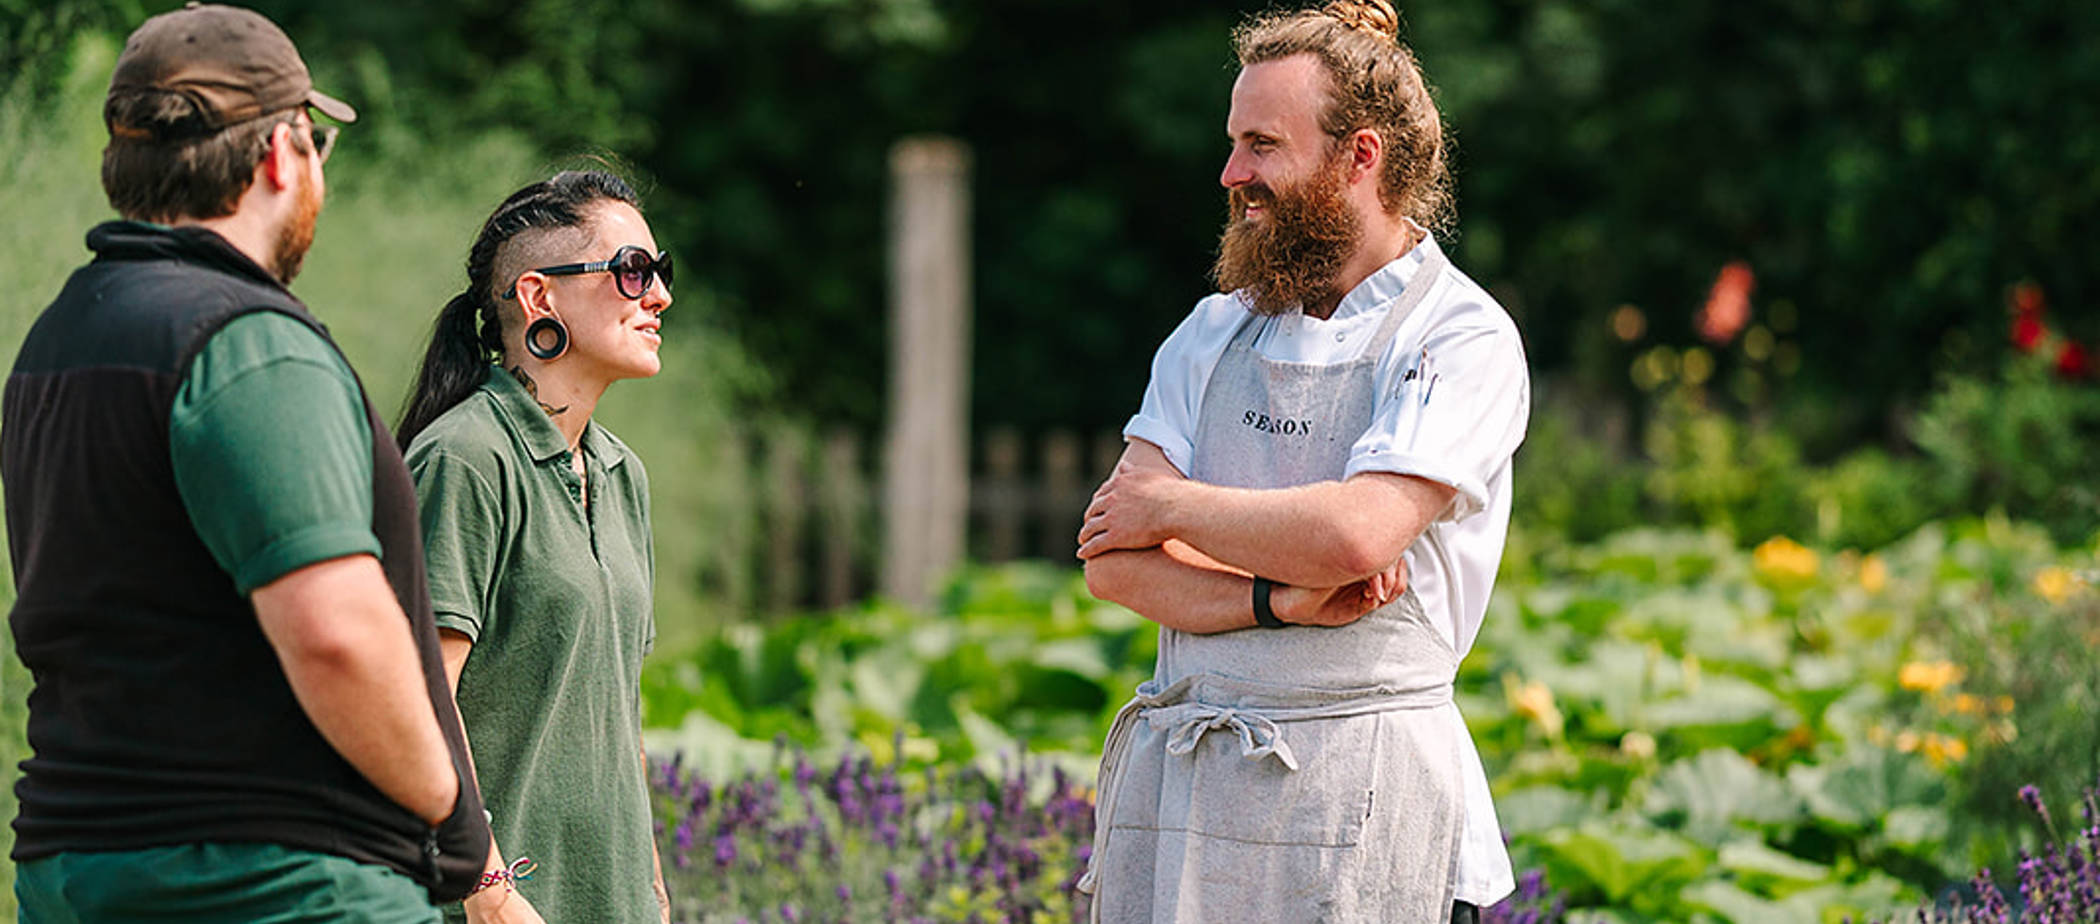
[404,366,658,923]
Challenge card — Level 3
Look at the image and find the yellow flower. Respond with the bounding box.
[1754,536,1820,586]
[1894,730,1920,753]
[1503,674,1565,740]
[2034,566,2077,604]
[1859,555,1888,594]
[1995,696,2015,714]
[1620,731,1657,760]
[1899,660,1963,693]
[1948,693,1984,716]
[1921,733,1969,767]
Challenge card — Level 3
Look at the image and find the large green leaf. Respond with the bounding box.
[1680,879,1809,924]
[1538,821,1712,910]
[1716,840,1830,898]
[1497,785,1605,835]
[1644,749,1805,845]
[1787,746,1946,833]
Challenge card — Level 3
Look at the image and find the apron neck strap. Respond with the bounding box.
[1357,248,1448,361]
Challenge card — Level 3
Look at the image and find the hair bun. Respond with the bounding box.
[1323,0,1400,40]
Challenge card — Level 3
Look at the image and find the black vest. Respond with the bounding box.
[2,221,487,901]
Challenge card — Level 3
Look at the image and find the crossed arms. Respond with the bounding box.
[1075,438,1456,633]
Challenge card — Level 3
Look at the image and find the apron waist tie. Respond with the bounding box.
[1078,672,1452,906]
[1149,703,1299,770]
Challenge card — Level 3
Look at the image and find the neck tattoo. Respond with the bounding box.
[509,365,570,417]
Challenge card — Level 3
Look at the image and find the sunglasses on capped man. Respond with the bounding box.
[506,245,674,301]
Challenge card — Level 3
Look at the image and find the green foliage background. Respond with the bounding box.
[9,0,2094,444]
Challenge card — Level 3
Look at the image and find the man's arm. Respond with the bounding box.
[1079,443,1403,629]
[1085,543,1392,632]
[1077,440,1454,589]
[251,554,459,826]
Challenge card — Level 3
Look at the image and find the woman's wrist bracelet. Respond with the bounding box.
[466,856,538,899]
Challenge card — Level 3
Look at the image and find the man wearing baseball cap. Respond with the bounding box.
[3,4,490,919]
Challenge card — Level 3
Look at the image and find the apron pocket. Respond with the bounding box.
[1105,709,1380,848]
[1174,712,1379,848]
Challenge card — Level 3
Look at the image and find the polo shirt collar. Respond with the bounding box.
[583,417,627,469]
[480,365,626,468]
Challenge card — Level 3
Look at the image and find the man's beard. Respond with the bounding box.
[270,174,322,284]
[1211,152,1362,317]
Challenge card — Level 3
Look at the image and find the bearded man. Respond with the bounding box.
[2,5,488,919]
[1075,1,1529,920]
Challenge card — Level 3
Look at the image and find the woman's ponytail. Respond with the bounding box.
[396,289,493,448]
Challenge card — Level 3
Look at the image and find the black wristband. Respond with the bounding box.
[1252,576,1286,628]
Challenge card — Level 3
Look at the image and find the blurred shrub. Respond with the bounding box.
[1641,387,1814,545]
[1802,449,1944,552]
[1515,357,2100,552]
[1511,398,1650,544]
[1910,357,2100,547]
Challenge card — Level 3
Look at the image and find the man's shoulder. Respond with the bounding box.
[1187,290,1252,325]
[1161,291,1253,348]
[202,311,345,369]
[176,311,357,414]
[1416,261,1522,342]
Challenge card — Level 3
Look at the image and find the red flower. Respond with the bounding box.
[2012,314,2047,353]
[2057,341,2092,379]
[1697,261,1754,345]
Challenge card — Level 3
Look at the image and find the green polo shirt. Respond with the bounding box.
[170,311,379,593]
[404,366,657,924]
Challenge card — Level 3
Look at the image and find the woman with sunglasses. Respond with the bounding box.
[396,170,675,924]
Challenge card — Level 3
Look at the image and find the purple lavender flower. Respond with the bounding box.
[2022,784,2050,824]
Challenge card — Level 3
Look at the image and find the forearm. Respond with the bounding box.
[460,832,515,918]
[255,557,459,826]
[1167,476,1438,588]
[1084,545,1259,635]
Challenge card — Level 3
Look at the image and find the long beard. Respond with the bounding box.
[1210,154,1361,316]
[270,174,322,284]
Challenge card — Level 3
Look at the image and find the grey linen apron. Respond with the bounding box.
[1083,253,1464,923]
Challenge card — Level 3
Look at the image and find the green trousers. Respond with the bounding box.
[16,842,440,924]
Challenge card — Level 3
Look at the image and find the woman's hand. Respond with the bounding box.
[464,886,549,924]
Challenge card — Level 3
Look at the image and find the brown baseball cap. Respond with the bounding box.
[106,2,356,132]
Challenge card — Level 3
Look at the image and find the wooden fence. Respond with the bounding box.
[710,425,1124,615]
